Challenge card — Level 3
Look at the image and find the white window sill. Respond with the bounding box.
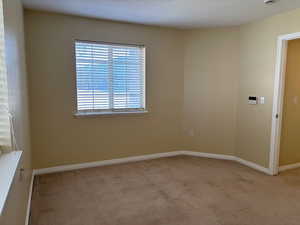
[74,110,149,118]
[0,151,22,215]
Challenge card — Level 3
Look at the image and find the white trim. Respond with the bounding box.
[0,151,22,215]
[74,110,148,118]
[33,151,271,176]
[278,32,300,41]
[180,151,273,174]
[279,162,300,172]
[24,173,34,225]
[270,32,300,175]
[181,150,236,161]
[236,157,273,175]
[33,151,182,175]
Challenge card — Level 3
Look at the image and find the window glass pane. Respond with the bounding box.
[75,41,145,112]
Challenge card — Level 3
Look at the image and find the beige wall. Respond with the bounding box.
[24,10,184,169]
[0,4,298,225]
[0,0,32,225]
[279,39,300,166]
[25,7,300,170]
[182,28,240,156]
[25,10,241,169]
[236,7,300,168]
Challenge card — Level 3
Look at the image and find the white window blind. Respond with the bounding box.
[0,0,10,151]
[75,41,146,114]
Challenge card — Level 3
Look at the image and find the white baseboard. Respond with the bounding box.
[33,151,182,175]
[235,157,273,175]
[181,151,272,175]
[25,172,34,225]
[33,150,272,176]
[178,151,272,175]
[181,150,236,161]
[279,162,300,172]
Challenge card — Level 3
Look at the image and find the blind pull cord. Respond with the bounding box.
[5,106,20,152]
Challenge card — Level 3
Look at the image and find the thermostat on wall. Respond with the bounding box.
[248,96,257,105]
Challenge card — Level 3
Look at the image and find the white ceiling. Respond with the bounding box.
[22,0,300,28]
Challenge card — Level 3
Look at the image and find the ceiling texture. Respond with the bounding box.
[22,0,300,28]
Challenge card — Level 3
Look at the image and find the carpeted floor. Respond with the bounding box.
[30,156,300,225]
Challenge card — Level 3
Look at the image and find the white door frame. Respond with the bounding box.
[269,32,300,175]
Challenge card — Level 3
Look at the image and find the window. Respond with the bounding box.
[0,0,10,152]
[0,0,22,216]
[75,40,146,115]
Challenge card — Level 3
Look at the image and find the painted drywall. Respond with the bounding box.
[25,10,241,169]
[0,0,32,224]
[183,8,300,168]
[279,39,300,166]
[25,7,300,170]
[24,10,184,169]
[182,28,240,156]
[236,7,300,168]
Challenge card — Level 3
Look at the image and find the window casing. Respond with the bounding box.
[75,40,146,115]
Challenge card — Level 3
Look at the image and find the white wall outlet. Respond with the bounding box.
[259,97,265,104]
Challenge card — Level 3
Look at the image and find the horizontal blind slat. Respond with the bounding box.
[0,0,11,149]
[75,41,145,112]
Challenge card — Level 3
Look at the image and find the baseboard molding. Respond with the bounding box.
[279,162,300,172]
[235,157,273,175]
[178,151,272,175]
[25,172,34,225]
[33,150,272,176]
[33,151,182,175]
[182,151,236,161]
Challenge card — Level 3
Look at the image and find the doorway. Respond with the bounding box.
[270,32,300,175]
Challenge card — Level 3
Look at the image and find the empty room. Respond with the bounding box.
[2,0,300,225]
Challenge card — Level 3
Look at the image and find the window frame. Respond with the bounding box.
[73,39,147,117]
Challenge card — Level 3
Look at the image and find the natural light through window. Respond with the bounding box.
[0,0,10,152]
[75,41,146,115]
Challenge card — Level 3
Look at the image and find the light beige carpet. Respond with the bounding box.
[30,156,300,225]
